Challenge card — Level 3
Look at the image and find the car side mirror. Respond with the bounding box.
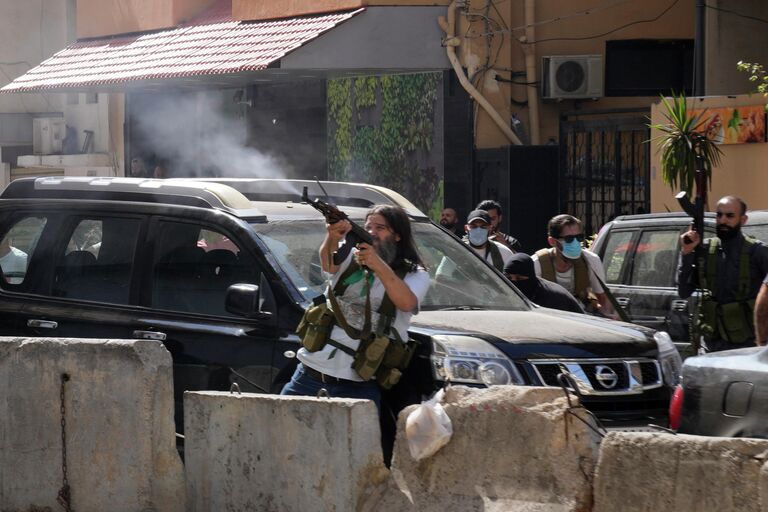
[225,274,276,322]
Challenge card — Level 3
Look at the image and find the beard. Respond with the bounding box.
[375,238,398,265]
[439,219,455,229]
[716,224,740,240]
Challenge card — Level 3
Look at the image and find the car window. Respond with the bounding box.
[0,216,46,285]
[599,230,636,284]
[52,216,141,303]
[744,222,768,244]
[253,219,529,311]
[629,230,680,287]
[150,220,261,316]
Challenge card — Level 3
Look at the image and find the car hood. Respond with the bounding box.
[412,307,654,344]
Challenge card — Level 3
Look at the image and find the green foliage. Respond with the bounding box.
[649,93,723,196]
[327,72,442,213]
[737,60,768,96]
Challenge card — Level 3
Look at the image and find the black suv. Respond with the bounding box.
[592,211,768,353]
[0,177,681,431]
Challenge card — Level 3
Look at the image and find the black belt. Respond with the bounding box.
[303,366,364,385]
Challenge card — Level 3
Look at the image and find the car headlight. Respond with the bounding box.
[654,331,682,386]
[430,335,525,386]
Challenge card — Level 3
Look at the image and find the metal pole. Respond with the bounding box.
[694,0,705,96]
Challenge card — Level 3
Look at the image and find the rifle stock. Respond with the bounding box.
[302,186,373,265]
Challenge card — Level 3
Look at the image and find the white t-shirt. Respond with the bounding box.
[0,246,28,284]
[298,251,430,381]
[532,249,605,295]
[470,241,515,268]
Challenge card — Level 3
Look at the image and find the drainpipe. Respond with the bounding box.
[693,0,705,96]
[439,1,523,145]
[521,0,540,144]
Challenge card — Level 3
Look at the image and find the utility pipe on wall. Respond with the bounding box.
[522,0,540,145]
[439,1,523,146]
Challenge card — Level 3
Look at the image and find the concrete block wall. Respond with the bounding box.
[593,432,768,512]
[184,392,388,512]
[0,337,185,512]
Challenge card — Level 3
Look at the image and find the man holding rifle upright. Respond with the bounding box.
[678,196,768,352]
[282,203,429,411]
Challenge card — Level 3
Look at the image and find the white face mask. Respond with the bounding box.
[468,227,489,247]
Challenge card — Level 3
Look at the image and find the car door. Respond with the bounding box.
[598,226,639,319]
[620,228,686,338]
[138,215,285,429]
[3,208,146,342]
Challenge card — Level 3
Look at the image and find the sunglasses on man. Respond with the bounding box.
[557,234,585,243]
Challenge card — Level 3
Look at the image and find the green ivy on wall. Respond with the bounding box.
[327,72,443,218]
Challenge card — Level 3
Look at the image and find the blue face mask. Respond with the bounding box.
[560,239,582,259]
[468,227,489,247]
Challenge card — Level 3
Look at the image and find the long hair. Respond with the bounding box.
[366,204,425,271]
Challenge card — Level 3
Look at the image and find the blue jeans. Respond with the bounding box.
[280,363,381,413]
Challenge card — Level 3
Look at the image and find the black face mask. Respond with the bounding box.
[512,278,537,298]
[716,224,740,240]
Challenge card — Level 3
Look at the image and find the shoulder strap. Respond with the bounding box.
[737,236,755,300]
[535,248,556,282]
[572,255,590,300]
[700,238,719,296]
[487,242,504,271]
[375,265,410,336]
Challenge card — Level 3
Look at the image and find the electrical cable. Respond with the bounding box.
[529,0,680,44]
[703,3,768,25]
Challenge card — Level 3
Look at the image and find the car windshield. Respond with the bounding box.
[251,219,529,311]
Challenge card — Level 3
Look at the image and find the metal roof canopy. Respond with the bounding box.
[1,7,450,94]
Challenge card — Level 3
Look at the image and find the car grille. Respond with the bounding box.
[528,358,663,396]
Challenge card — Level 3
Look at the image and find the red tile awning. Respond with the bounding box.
[1,4,363,93]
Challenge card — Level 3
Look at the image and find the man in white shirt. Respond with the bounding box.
[463,209,514,272]
[532,214,617,319]
[0,237,28,284]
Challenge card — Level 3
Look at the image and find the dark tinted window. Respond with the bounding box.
[600,230,636,284]
[629,230,680,287]
[151,221,261,316]
[52,217,141,303]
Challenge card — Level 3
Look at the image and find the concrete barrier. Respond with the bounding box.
[0,337,185,512]
[184,392,388,512]
[368,386,601,512]
[593,432,768,512]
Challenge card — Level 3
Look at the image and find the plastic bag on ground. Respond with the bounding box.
[405,388,453,460]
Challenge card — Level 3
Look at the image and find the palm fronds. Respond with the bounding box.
[649,93,723,196]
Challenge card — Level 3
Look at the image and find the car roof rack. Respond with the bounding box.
[1,177,267,220]
[188,178,429,219]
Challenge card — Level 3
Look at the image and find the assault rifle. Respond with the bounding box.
[301,186,373,265]
[676,191,704,245]
[676,187,709,354]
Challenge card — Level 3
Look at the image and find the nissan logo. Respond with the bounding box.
[594,365,619,389]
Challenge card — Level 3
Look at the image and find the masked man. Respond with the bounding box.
[463,209,515,272]
[532,214,616,318]
[680,196,768,352]
[504,253,583,313]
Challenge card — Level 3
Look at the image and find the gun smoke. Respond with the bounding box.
[131,89,291,180]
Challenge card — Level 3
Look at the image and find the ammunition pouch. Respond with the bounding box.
[352,333,390,381]
[296,295,334,352]
[701,297,755,344]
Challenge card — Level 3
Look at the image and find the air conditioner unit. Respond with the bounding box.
[32,117,65,155]
[542,55,604,100]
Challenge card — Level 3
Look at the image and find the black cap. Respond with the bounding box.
[467,209,491,225]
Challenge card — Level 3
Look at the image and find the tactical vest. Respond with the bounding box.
[486,242,505,272]
[697,236,756,344]
[296,259,416,388]
[535,247,590,304]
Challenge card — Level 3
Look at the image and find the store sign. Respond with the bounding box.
[691,105,766,144]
